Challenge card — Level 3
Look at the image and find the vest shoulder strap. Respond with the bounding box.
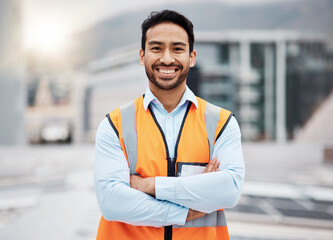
[201,98,233,160]
[106,98,140,174]
[119,100,138,174]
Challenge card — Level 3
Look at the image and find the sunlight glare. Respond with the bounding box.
[24,19,69,56]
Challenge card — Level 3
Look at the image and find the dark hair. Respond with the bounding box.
[141,10,195,53]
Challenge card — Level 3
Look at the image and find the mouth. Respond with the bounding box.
[154,65,181,78]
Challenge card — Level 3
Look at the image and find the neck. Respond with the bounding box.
[149,83,186,113]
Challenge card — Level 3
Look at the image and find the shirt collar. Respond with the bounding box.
[143,86,198,111]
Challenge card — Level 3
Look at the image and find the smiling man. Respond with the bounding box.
[94,10,245,240]
[141,22,195,92]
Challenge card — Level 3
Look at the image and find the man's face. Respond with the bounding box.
[140,23,196,91]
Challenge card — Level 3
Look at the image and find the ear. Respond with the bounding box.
[139,49,145,65]
[189,49,197,67]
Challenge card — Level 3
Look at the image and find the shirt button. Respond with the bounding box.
[167,136,172,141]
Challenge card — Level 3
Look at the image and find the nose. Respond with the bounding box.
[160,49,175,65]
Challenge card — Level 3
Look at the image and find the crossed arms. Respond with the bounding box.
[130,158,221,221]
[94,116,245,227]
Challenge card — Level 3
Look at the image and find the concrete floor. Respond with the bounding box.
[0,143,332,240]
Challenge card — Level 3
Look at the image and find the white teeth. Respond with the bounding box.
[159,69,175,74]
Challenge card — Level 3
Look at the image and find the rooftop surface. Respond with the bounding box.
[0,143,332,239]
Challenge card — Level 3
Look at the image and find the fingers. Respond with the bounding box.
[203,160,214,173]
[186,209,206,221]
[203,158,220,173]
[213,158,220,170]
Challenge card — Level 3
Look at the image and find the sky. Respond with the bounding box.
[22,0,294,55]
[23,0,293,34]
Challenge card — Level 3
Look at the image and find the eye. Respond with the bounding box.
[174,47,185,52]
[151,46,161,51]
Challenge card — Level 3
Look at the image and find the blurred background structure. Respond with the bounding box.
[1,0,333,239]
[0,0,25,145]
[1,0,332,145]
[195,31,333,142]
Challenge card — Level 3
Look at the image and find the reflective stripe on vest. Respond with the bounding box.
[174,210,226,228]
[120,100,227,228]
[120,101,138,175]
[204,102,222,160]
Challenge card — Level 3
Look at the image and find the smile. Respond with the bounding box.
[158,69,176,74]
[155,67,179,79]
[154,65,181,75]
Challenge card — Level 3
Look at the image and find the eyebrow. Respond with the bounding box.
[148,41,163,46]
[172,42,187,47]
[148,41,187,47]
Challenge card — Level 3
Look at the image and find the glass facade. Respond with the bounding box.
[194,43,237,114]
[286,41,333,139]
[191,35,333,141]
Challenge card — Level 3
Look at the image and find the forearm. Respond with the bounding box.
[155,168,244,213]
[130,175,156,196]
[129,175,208,222]
[94,175,188,227]
[130,168,244,214]
[130,155,244,213]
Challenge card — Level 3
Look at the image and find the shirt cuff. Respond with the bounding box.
[155,176,178,202]
[165,202,188,226]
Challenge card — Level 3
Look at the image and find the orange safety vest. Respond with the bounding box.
[97,95,232,240]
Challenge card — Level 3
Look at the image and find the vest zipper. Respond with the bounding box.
[148,102,192,240]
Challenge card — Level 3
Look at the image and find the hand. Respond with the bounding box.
[186,209,206,221]
[130,175,155,196]
[203,157,220,173]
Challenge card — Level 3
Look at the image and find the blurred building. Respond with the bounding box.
[0,0,26,145]
[25,75,73,144]
[195,30,333,141]
[78,30,333,143]
[75,45,147,142]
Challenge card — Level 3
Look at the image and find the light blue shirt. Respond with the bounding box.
[94,86,245,227]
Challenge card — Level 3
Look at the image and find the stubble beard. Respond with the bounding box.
[145,64,189,91]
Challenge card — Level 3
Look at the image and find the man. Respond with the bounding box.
[94,10,245,240]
